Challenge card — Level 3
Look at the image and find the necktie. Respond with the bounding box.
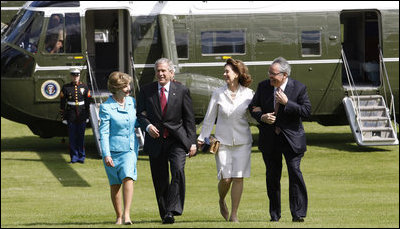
[160,87,169,138]
[160,87,167,115]
[274,87,281,135]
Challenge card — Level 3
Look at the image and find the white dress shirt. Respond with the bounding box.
[198,84,254,146]
[158,81,170,101]
[145,81,170,133]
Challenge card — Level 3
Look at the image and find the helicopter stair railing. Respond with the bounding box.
[86,51,104,157]
[129,51,144,147]
[342,48,398,146]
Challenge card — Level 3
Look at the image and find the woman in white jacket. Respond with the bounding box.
[197,58,254,222]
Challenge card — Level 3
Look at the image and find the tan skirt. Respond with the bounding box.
[215,143,251,180]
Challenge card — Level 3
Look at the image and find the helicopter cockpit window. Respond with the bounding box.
[45,14,64,54]
[65,13,81,53]
[201,30,245,55]
[44,13,81,54]
[2,10,44,54]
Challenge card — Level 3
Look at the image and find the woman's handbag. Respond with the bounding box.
[202,136,220,154]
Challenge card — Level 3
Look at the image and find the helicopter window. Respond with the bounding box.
[45,14,64,54]
[29,1,80,7]
[2,10,44,54]
[301,30,321,56]
[1,46,35,78]
[65,13,81,53]
[95,30,110,43]
[175,30,189,59]
[201,30,245,55]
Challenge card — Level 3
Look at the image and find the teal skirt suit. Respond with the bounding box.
[99,96,139,185]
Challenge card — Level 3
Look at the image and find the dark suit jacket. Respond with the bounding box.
[249,77,311,154]
[137,81,197,156]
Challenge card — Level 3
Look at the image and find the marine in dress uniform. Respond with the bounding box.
[60,68,92,163]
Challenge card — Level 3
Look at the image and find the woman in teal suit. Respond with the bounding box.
[99,72,139,225]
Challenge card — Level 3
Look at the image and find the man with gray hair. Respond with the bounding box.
[249,57,311,222]
[137,58,197,224]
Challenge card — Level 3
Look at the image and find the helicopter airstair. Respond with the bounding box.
[86,52,144,157]
[342,48,398,146]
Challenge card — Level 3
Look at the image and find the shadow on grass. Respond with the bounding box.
[306,132,392,152]
[250,132,392,153]
[2,129,393,187]
[1,136,97,187]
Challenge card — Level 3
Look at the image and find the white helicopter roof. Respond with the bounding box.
[23,1,399,17]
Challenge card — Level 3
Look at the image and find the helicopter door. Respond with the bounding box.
[340,10,381,88]
[85,9,132,95]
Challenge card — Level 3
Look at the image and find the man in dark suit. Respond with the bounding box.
[249,57,311,222]
[137,58,197,224]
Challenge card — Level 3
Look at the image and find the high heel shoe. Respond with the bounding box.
[124,221,133,225]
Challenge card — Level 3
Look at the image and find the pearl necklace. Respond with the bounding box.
[229,87,238,100]
[113,96,125,107]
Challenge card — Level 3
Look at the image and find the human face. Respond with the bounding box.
[155,62,174,86]
[71,73,80,84]
[122,84,131,97]
[115,84,131,98]
[223,64,238,85]
[268,63,287,87]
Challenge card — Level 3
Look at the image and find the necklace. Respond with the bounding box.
[113,96,125,106]
[229,87,238,100]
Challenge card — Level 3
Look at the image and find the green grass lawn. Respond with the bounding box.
[1,117,399,228]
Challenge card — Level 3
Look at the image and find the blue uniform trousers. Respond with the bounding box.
[68,121,86,163]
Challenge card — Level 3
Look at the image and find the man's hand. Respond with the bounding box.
[148,124,160,138]
[261,112,276,124]
[275,89,288,105]
[188,145,197,158]
[252,106,262,113]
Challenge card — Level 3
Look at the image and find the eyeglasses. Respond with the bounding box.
[268,71,284,76]
[71,73,80,76]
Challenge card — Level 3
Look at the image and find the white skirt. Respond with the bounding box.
[215,143,252,180]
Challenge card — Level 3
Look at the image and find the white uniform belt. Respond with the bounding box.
[67,101,85,106]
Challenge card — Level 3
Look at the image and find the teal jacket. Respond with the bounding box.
[99,96,139,157]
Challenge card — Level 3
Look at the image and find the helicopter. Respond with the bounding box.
[1,1,398,156]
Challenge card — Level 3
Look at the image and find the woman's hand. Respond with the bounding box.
[197,140,204,151]
[104,156,115,167]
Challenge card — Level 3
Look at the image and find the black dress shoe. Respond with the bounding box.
[292,217,304,222]
[162,212,174,224]
[270,218,279,222]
